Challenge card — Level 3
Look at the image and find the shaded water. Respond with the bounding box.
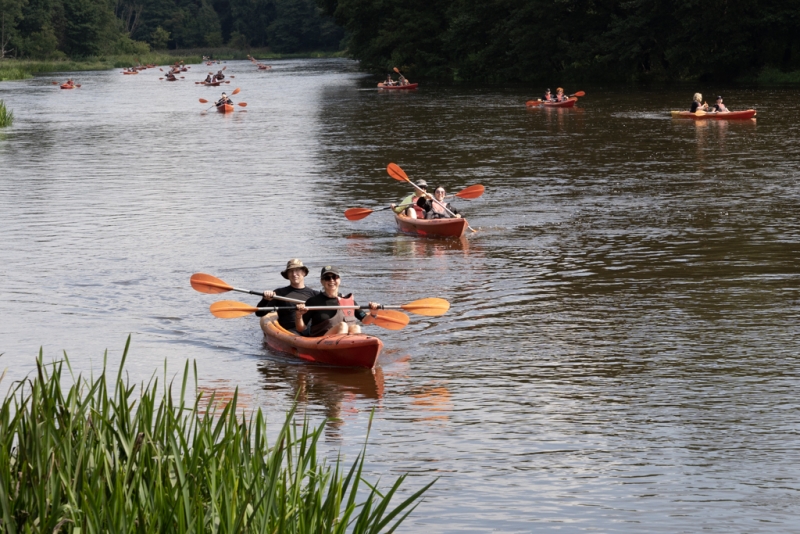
[1,59,799,532]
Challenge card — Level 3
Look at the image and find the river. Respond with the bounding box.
[1,59,798,532]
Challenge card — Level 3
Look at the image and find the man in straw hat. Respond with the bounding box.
[255,259,318,332]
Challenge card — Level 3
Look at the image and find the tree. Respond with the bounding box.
[150,25,169,48]
[0,0,27,58]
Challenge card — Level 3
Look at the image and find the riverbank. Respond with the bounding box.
[0,49,347,82]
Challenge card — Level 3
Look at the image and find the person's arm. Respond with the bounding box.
[356,302,380,322]
[255,291,276,317]
[294,303,309,332]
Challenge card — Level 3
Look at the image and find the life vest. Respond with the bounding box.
[338,294,356,322]
[429,200,450,219]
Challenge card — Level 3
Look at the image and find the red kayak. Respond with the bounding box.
[216,103,234,113]
[60,84,75,89]
[260,314,383,369]
[201,80,223,86]
[671,109,756,120]
[378,83,419,90]
[122,71,138,75]
[526,97,577,108]
[394,213,468,238]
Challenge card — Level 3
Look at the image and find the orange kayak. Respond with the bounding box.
[670,109,756,120]
[394,213,468,238]
[122,71,138,75]
[216,104,234,113]
[260,313,383,369]
[526,97,577,108]
[60,84,75,89]
[378,83,419,90]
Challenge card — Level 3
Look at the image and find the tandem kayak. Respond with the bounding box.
[394,213,468,238]
[260,313,383,369]
[670,109,757,120]
[378,83,419,90]
[201,80,223,86]
[526,97,577,108]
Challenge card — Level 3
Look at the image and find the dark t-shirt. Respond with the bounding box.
[690,101,702,112]
[301,293,367,335]
[256,285,318,330]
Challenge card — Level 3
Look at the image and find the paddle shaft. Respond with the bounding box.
[224,285,304,304]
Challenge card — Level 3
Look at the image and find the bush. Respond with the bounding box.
[0,100,13,127]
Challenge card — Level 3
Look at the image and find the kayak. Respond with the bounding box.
[60,84,75,89]
[394,212,468,238]
[257,65,271,70]
[526,97,577,108]
[122,71,138,75]
[216,103,234,113]
[670,109,757,120]
[378,83,419,90]
[260,313,383,369]
[201,80,223,86]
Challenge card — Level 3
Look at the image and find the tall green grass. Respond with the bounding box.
[0,100,13,127]
[0,54,202,81]
[164,48,347,60]
[0,338,433,532]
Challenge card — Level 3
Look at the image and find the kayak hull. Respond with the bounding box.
[527,97,577,108]
[394,213,468,238]
[60,84,75,89]
[216,104,234,113]
[670,109,757,120]
[201,81,223,86]
[260,313,383,369]
[378,83,419,90]
[122,71,138,75]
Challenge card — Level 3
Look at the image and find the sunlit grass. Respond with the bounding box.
[0,100,13,127]
[755,67,800,84]
[0,337,433,532]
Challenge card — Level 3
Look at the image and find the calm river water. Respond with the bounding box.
[1,59,799,532]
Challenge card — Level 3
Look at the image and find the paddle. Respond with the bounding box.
[386,163,477,232]
[450,184,485,200]
[209,300,411,330]
[191,273,449,316]
[344,204,413,221]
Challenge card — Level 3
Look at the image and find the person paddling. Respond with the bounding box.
[712,96,729,113]
[294,266,381,337]
[255,259,318,333]
[419,186,462,219]
[215,70,225,81]
[384,74,395,86]
[542,88,553,102]
[165,71,177,81]
[204,74,213,83]
[391,179,429,219]
[554,87,566,102]
[398,73,410,86]
[691,93,708,113]
[216,92,232,107]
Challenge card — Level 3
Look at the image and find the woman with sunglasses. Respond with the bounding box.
[294,266,381,337]
[419,187,462,219]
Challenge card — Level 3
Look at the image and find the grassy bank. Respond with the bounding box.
[0,338,432,532]
[0,54,202,81]
[0,100,13,127]
[753,67,800,84]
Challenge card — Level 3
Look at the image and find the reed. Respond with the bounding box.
[0,338,433,533]
[0,100,13,127]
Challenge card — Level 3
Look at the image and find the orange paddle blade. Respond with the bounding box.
[455,184,485,199]
[399,298,450,317]
[572,91,585,97]
[210,300,258,318]
[231,87,241,95]
[393,67,400,73]
[344,208,374,221]
[371,309,409,330]
[237,102,247,107]
[191,273,233,294]
[387,162,410,182]
[199,98,209,103]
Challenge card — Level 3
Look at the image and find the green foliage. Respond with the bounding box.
[0,99,13,126]
[227,30,247,49]
[0,340,434,532]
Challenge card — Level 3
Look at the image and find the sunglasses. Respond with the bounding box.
[322,274,339,281]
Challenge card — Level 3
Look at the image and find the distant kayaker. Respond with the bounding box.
[216,92,232,106]
[542,88,552,102]
[554,87,566,102]
[712,96,729,113]
[384,74,395,86]
[256,259,319,333]
[691,93,708,113]
[165,72,177,81]
[204,74,213,83]
[65,79,74,87]
[419,187,462,219]
[295,266,381,337]
[391,179,429,219]
[398,74,409,86]
[215,70,225,81]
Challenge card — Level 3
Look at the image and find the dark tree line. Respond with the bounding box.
[321,0,800,81]
[1,0,344,59]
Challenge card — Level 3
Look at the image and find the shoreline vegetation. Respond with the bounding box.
[0,338,432,532]
[0,100,13,127]
[0,49,347,82]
